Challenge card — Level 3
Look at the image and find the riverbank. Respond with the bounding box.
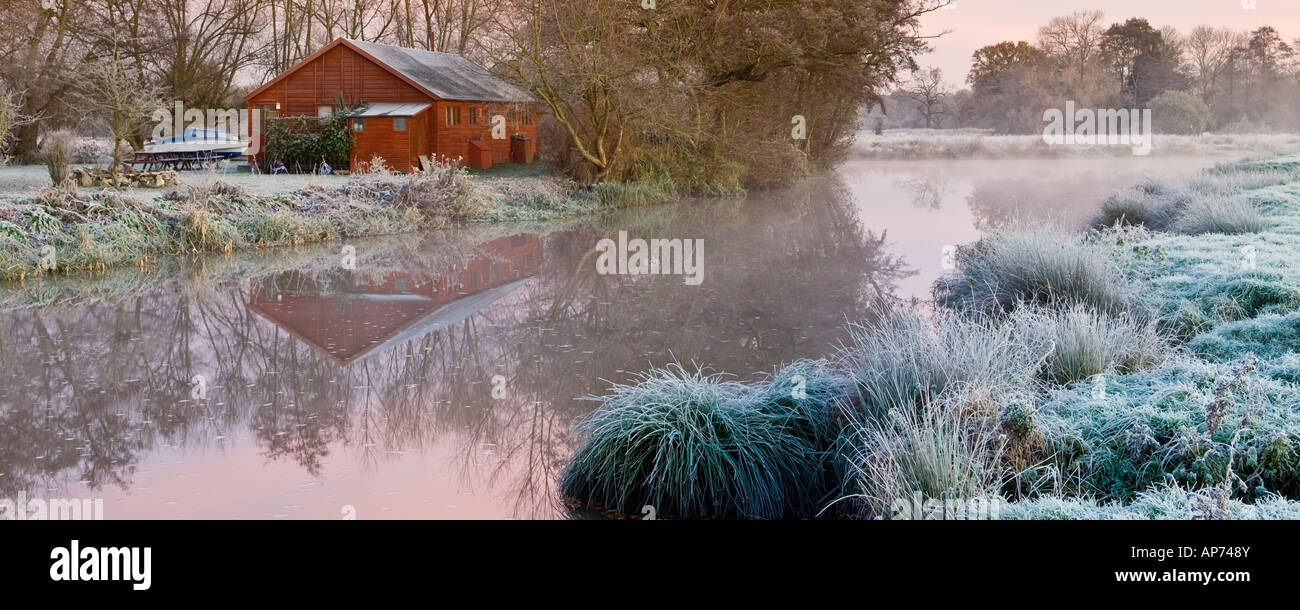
[0,161,677,281]
[560,153,1300,520]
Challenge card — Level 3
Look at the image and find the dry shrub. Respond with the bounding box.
[42,130,76,186]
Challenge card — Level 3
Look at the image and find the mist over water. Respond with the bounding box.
[0,154,1240,518]
[839,155,1251,300]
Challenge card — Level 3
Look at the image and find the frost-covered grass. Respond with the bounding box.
[933,230,1135,316]
[837,397,1009,519]
[0,162,676,282]
[562,153,1300,519]
[1191,313,1300,361]
[1031,355,1300,501]
[1002,484,1300,520]
[854,129,1300,160]
[1013,304,1168,384]
[1091,173,1278,235]
[837,308,1036,419]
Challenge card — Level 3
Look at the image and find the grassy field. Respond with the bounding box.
[560,154,1300,520]
[854,129,1300,160]
[0,161,677,282]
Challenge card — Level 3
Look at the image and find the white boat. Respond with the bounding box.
[142,128,249,157]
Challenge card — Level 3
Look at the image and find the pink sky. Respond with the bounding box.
[917,0,1300,87]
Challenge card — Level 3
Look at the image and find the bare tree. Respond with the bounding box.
[0,0,85,162]
[1037,10,1106,69]
[1186,26,1244,107]
[79,48,164,183]
[903,67,950,129]
[155,0,268,107]
[312,0,399,43]
[427,0,504,56]
[488,0,630,181]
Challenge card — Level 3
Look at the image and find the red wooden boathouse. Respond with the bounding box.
[245,37,539,173]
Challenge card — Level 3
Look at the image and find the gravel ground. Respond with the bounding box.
[0,164,354,201]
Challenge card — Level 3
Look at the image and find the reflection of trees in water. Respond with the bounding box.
[896,174,950,211]
[964,169,1130,232]
[0,176,913,517]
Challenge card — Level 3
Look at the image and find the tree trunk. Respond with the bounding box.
[111,137,123,186]
[14,122,40,164]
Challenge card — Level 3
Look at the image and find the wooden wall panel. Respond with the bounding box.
[248,45,428,116]
[430,101,539,164]
[350,117,413,173]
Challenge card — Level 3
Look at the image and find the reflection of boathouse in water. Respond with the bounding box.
[246,234,541,366]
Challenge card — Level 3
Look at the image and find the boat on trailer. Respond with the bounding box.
[143,128,249,158]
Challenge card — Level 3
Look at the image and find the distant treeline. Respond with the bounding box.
[880,11,1300,135]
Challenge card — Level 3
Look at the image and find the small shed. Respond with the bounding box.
[348,102,431,173]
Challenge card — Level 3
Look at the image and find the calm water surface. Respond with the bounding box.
[0,156,1241,518]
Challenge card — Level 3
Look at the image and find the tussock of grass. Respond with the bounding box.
[837,308,1035,419]
[559,361,844,519]
[1090,182,1180,230]
[1091,171,1277,236]
[244,210,337,246]
[934,230,1133,316]
[1013,304,1168,384]
[180,205,241,252]
[1172,195,1270,235]
[590,179,681,208]
[836,399,1008,519]
[1196,274,1300,322]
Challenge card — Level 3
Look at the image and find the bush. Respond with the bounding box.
[391,161,482,220]
[1150,90,1211,135]
[72,139,113,164]
[934,231,1133,316]
[262,109,354,173]
[559,361,843,519]
[41,130,75,186]
[23,206,61,235]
